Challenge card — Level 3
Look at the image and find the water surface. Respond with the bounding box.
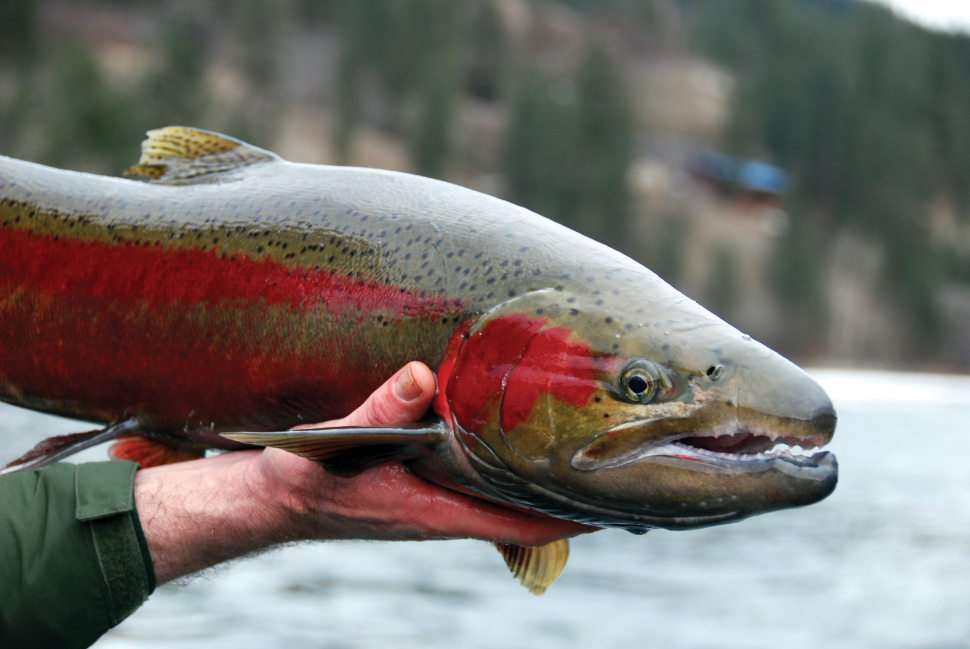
[2,370,968,648]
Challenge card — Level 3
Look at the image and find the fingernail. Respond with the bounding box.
[394,364,423,402]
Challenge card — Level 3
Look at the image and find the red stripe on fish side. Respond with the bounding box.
[0,226,452,317]
[0,292,384,429]
[500,325,601,433]
[447,314,546,435]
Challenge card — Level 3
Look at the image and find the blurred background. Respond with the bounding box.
[3,2,970,648]
[3,0,970,371]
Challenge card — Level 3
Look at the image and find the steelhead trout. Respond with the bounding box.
[0,127,837,594]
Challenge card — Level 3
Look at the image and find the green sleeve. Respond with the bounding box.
[0,461,156,649]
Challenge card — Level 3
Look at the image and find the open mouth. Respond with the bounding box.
[571,425,834,472]
[671,430,829,462]
[629,427,834,474]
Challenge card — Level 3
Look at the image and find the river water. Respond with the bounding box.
[1,370,968,649]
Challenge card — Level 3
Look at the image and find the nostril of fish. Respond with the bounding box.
[706,365,724,381]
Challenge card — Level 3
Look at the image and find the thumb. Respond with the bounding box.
[290,362,437,431]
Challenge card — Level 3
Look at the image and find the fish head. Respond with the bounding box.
[443,283,837,532]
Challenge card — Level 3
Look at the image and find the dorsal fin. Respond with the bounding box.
[123,126,279,184]
[495,540,569,596]
[220,418,449,478]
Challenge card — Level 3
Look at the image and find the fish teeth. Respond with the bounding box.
[668,441,821,462]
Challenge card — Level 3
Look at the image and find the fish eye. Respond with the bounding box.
[628,375,649,395]
[620,360,672,403]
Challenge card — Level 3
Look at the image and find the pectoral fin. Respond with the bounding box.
[495,539,570,596]
[0,419,141,476]
[123,126,279,184]
[220,417,449,477]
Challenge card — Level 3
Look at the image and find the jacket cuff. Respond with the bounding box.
[76,461,157,623]
[0,461,156,649]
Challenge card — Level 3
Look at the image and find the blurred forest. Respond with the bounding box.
[1,0,969,370]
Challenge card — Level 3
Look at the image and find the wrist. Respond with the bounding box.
[253,448,338,540]
[135,450,295,583]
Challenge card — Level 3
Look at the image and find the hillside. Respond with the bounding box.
[1,0,968,369]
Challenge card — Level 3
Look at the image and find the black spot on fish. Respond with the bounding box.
[605,317,613,324]
[662,344,669,350]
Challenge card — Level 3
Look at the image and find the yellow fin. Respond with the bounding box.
[495,539,569,596]
[123,126,278,184]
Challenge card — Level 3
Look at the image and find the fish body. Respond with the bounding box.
[0,128,837,590]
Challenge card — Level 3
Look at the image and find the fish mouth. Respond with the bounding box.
[655,428,832,470]
[571,421,835,475]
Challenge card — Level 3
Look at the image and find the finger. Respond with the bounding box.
[347,463,598,546]
[290,362,436,431]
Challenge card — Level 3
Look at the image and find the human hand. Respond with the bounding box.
[259,361,594,544]
[136,362,594,584]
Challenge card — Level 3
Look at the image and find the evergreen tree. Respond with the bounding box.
[575,45,632,249]
[691,0,970,356]
[503,45,631,249]
[463,0,506,101]
[333,0,458,178]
